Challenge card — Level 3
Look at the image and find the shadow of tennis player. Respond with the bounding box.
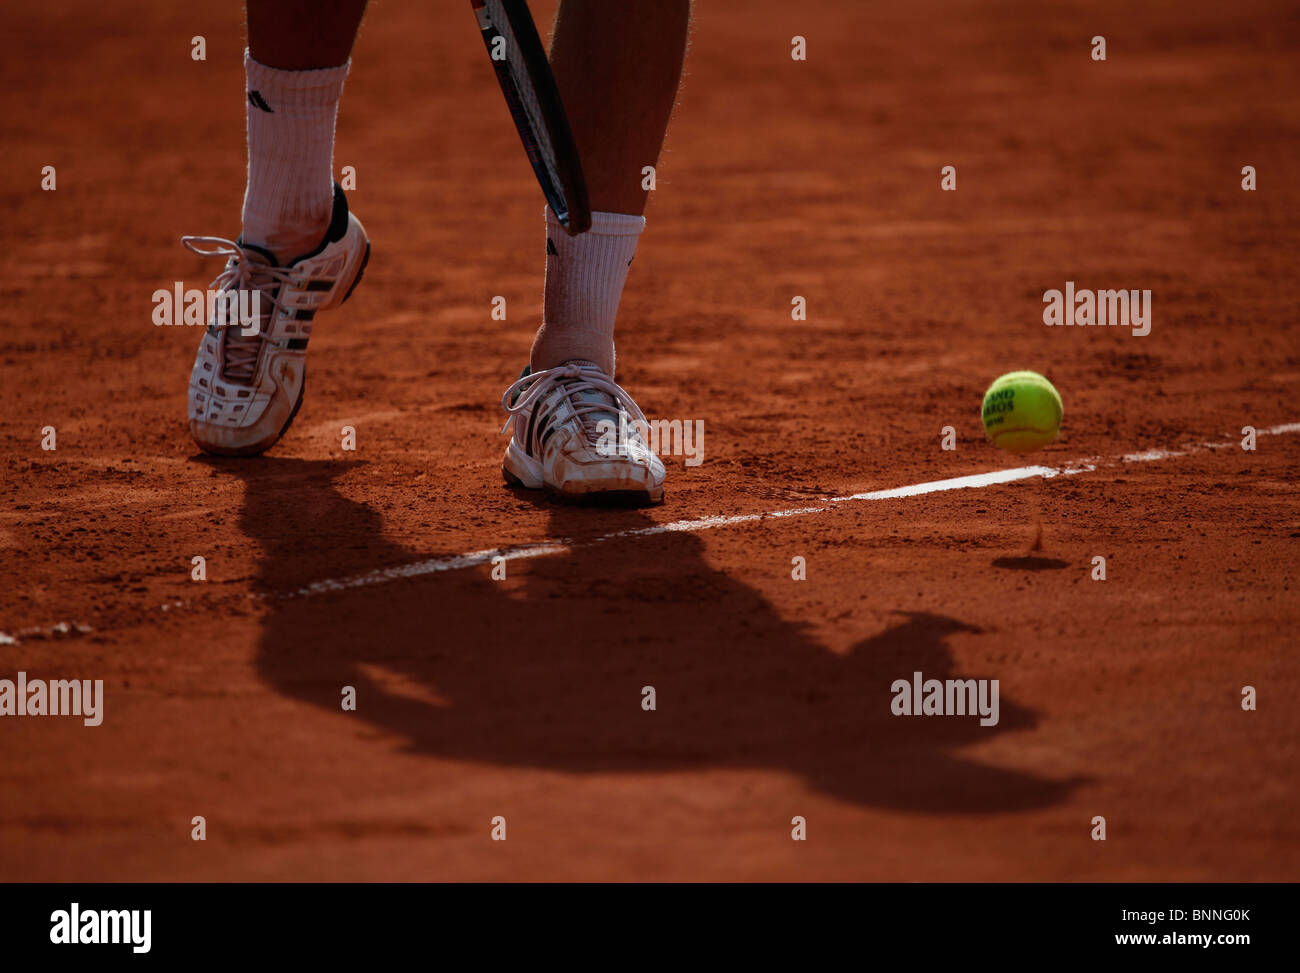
[232,457,1078,813]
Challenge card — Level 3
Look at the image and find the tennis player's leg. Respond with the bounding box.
[531,0,691,374]
[243,0,368,259]
[501,0,691,505]
[184,1,371,456]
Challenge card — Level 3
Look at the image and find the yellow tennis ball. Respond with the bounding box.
[981,371,1063,454]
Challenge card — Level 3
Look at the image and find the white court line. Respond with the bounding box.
[291,423,1298,599]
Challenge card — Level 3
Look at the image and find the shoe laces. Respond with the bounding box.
[500,363,651,446]
[181,236,301,384]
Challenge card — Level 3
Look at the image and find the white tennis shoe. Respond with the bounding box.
[182,184,369,456]
[501,362,666,506]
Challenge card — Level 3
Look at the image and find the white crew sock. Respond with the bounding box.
[532,208,646,376]
[240,51,350,262]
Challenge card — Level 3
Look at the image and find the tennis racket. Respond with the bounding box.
[471,0,592,235]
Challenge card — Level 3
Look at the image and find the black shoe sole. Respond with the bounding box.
[503,466,664,508]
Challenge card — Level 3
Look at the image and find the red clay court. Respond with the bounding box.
[0,0,1297,880]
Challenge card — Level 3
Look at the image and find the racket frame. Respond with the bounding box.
[472,0,592,235]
